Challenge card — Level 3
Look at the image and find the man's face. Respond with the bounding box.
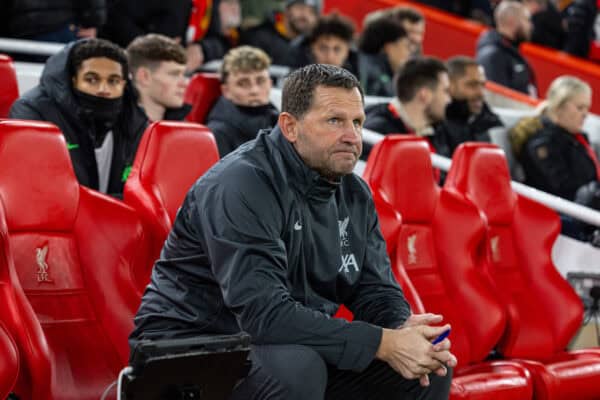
[310,35,350,67]
[222,69,272,106]
[219,0,241,30]
[425,72,451,124]
[515,8,533,42]
[385,36,412,71]
[401,20,425,55]
[144,61,188,109]
[450,65,486,115]
[286,86,364,180]
[287,4,318,36]
[72,57,126,99]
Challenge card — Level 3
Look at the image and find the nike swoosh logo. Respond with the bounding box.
[294,221,302,231]
[66,142,79,150]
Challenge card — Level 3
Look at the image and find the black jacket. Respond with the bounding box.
[2,0,106,38]
[563,0,597,58]
[9,41,148,197]
[357,52,395,98]
[476,30,537,96]
[131,128,411,371]
[435,100,501,156]
[99,0,191,47]
[511,116,598,201]
[530,3,566,50]
[240,13,296,66]
[206,96,279,157]
[364,102,451,159]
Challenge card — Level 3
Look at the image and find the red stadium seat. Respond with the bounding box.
[124,121,219,283]
[184,72,221,124]
[0,120,148,399]
[445,142,600,400]
[364,136,534,399]
[0,55,19,118]
[0,322,18,399]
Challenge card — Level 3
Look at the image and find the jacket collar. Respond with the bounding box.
[270,127,340,200]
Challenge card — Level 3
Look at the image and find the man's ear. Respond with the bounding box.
[134,67,152,88]
[418,86,432,105]
[278,112,299,143]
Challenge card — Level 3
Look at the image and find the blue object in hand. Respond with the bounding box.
[432,329,451,345]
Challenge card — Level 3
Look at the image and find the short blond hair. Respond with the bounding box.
[220,46,271,83]
[545,75,592,113]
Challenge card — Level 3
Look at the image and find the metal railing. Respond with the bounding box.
[0,38,64,56]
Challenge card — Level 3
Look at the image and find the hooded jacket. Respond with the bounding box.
[357,52,395,98]
[2,0,106,38]
[476,30,537,96]
[206,96,279,157]
[9,41,148,197]
[510,115,598,200]
[131,127,411,371]
[435,99,501,156]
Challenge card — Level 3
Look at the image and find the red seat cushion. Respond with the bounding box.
[0,322,18,399]
[124,121,220,287]
[184,72,221,124]
[0,120,147,400]
[364,136,533,398]
[0,55,18,118]
[445,142,600,400]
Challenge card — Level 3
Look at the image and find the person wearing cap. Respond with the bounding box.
[240,0,320,65]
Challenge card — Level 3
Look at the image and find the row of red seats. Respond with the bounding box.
[364,136,600,399]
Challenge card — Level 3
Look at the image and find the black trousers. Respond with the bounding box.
[229,345,453,400]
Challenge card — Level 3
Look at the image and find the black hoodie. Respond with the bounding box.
[476,29,537,96]
[206,96,279,157]
[9,41,148,197]
[131,127,411,371]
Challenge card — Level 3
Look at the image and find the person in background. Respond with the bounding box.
[241,0,320,65]
[522,0,566,50]
[127,34,191,122]
[476,1,537,97]
[99,0,191,48]
[357,16,412,97]
[288,13,357,73]
[130,63,455,400]
[206,46,279,156]
[9,39,148,197]
[186,0,242,73]
[364,6,426,56]
[510,75,597,202]
[435,56,501,155]
[364,57,451,159]
[1,0,106,43]
[561,0,598,58]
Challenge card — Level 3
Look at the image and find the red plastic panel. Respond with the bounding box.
[0,322,18,399]
[184,72,222,124]
[0,55,19,118]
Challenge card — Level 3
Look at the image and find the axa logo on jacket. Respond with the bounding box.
[338,217,359,274]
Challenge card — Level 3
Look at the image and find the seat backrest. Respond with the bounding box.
[0,120,147,399]
[0,55,18,118]
[0,321,18,399]
[184,72,221,123]
[124,121,220,279]
[445,143,583,360]
[364,136,507,368]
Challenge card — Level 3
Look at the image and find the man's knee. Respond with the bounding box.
[254,344,328,400]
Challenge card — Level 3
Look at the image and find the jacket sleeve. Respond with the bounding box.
[345,196,411,329]
[522,135,575,197]
[9,98,44,121]
[477,47,512,89]
[75,0,107,28]
[193,167,383,371]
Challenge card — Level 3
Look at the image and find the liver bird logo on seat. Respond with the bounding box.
[490,236,501,263]
[35,244,53,283]
[407,234,417,265]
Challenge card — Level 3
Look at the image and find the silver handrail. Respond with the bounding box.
[0,38,64,56]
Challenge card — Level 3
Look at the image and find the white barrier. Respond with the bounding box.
[0,38,64,56]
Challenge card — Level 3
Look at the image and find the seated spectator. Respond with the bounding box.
[288,13,358,74]
[241,0,320,65]
[364,6,425,56]
[358,16,412,97]
[9,39,148,197]
[435,56,502,155]
[99,0,190,48]
[509,75,598,202]
[523,0,566,50]
[364,57,451,158]
[127,34,191,122]
[477,1,538,97]
[1,0,105,43]
[186,0,242,72]
[206,46,279,157]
